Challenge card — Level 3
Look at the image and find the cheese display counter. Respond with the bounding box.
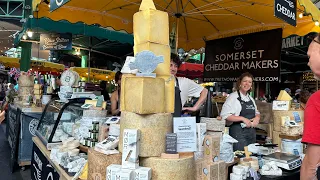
[7,103,44,172]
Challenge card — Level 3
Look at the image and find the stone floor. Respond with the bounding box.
[0,123,31,180]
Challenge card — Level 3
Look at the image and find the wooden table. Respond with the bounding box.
[32,137,74,180]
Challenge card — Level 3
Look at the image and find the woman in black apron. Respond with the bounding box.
[221,72,260,151]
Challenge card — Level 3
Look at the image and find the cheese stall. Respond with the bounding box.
[25,0,313,180]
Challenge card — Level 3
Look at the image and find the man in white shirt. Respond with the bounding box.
[170,53,208,117]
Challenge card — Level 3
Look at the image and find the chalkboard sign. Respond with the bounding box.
[8,105,21,173]
[165,133,177,154]
[31,143,60,180]
[40,33,72,50]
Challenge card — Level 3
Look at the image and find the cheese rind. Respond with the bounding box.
[134,10,169,45]
[140,154,195,180]
[120,77,165,114]
[157,75,175,113]
[134,43,171,76]
[88,149,121,180]
[119,111,173,157]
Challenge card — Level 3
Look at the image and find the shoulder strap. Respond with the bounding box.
[237,90,242,102]
[175,77,180,88]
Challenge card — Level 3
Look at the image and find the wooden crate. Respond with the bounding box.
[273,110,304,132]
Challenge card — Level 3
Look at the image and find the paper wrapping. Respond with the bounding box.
[83,109,107,118]
[273,110,304,132]
[119,111,173,157]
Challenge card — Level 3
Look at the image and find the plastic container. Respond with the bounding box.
[281,139,303,155]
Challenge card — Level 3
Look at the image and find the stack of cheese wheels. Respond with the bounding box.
[114,1,197,180]
[18,72,34,102]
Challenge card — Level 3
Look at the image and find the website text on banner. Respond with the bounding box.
[203,29,282,82]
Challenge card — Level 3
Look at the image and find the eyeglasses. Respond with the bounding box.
[307,33,320,45]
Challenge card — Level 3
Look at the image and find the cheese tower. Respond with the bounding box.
[120,0,174,114]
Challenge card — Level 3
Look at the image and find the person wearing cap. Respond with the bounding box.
[301,33,320,180]
[170,53,208,117]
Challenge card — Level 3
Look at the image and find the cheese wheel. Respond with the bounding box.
[119,111,172,157]
[88,149,122,180]
[61,70,76,86]
[140,154,195,180]
[18,73,34,87]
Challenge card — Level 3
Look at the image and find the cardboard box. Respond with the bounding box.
[195,160,205,180]
[119,169,134,180]
[106,164,121,180]
[196,123,206,151]
[273,110,304,132]
[134,167,152,180]
[201,161,226,180]
[204,135,220,163]
[122,129,140,169]
[272,101,290,111]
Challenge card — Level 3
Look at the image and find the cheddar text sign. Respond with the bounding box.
[274,0,297,26]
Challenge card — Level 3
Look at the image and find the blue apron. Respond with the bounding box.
[229,91,256,151]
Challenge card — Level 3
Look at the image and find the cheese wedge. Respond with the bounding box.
[134,9,169,45]
[157,75,175,113]
[134,43,171,76]
[277,90,292,101]
[120,76,165,114]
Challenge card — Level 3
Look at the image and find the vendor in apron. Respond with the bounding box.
[170,53,208,117]
[220,72,260,151]
[111,71,122,116]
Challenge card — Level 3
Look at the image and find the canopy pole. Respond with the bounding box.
[88,37,92,82]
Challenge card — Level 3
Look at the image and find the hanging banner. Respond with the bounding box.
[282,35,306,49]
[274,0,297,27]
[40,33,72,51]
[50,0,70,12]
[203,29,282,82]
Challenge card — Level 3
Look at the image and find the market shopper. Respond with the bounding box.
[111,71,122,116]
[170,53,208,117]
[220,72,260,151]
[301,33,320,180]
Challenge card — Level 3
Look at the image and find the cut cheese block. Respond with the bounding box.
[120,76,165,114]
[119,111,173,157]
[200,118,226,132]
[83,109,107,118]
[277,90,292,101]
[158,75,175,113]
[84,100,107,109]
[134,43,170,76]
[88,148,121,180]
[139,0,156,10]
[134,9,169,45]
[34,84,42,90]
[34,89,43,95]
[140,154,195,180]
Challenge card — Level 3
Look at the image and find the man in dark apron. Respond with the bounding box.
[173,77,182,117]
[229,91,256,151]
[171,53,208,117]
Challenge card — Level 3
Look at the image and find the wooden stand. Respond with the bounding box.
[243,146,252,162]
[279,134,302,141]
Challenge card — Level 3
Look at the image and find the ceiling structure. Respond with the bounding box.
[0,20,21,56]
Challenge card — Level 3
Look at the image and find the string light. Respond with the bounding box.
[315,21,319,26]
[27,31,33,38]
